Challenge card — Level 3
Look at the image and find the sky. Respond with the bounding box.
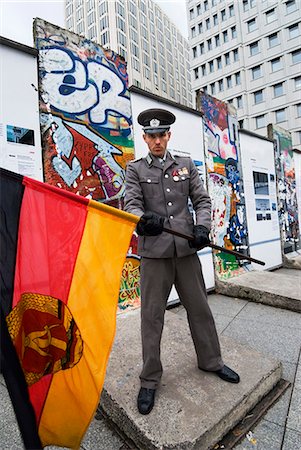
[0,0,188,47]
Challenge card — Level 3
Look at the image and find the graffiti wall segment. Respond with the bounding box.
[199,93,249,279]
[34,19,138,311]
[34,18,134,203]
[268,124,300,253]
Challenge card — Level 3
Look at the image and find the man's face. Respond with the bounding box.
[143,131,171,158]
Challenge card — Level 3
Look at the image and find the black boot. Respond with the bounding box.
[137,387,156,414]
[214,365,240,383]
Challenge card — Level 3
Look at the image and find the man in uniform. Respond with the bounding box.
[124,108,240,415]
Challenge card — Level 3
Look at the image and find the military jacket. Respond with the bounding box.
[124,151,211,258]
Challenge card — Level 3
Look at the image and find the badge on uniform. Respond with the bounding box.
[172,167,188,181]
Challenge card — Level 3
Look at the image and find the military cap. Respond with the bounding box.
[137,108,176,134]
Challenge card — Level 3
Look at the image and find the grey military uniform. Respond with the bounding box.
[124,152,211,258]
[124,151,223,389]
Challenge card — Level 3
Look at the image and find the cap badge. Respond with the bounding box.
[150,118,160,127]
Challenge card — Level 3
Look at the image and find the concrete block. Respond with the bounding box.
[100,310,282,450]
[216,271,301,313]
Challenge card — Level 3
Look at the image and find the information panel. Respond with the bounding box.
[130,88,215,293]
[0,41,43,180]
[239,130,282,270]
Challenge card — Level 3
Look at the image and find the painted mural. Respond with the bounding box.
[268,124,300,254]
[199,93,249,279]
[34,19,139,310]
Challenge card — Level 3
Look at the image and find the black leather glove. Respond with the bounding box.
[189,225,210,249]
[136,211,164,236]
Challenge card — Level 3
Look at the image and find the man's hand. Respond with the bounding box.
[189,225,210,249]
[136,212,164,236]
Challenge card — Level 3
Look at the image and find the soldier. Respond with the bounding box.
[124,108,240,415]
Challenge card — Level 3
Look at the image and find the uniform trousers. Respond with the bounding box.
[139,253,224,389]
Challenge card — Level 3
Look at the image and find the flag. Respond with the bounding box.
[0,168,138,449]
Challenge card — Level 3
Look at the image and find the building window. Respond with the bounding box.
[223,30,228,43]
[247,18,257,33]
[295,76,301,89]
[201,64,206,76]
[198,22,203,33]
[206,18,211,30]
[226,76,232,88]
[254,89,264,104]
[296,104,301,117]
[194,68,199,79]
[228,99,233,104]
[252,65,262,80]
[218,80,224,92]
[298,131,301,143]
[212,0,217,6]
[233,48,239,62]
[209,61,214,72]
[237,96,243,108]
[243,0,249,12]
[231,26,237,38]
[213,14,218,25]
[207,39,212,50]
[292,49,301,64]
[193,46,197,58]
[255,114,265,128]
[275,108,286,123]
[265,8,276,23]
[210,83,216,95]
[286,0,297,14]
[100,31,109,46]
[271,57,282,72]
[217,56,222,69]
[191,26,196,38]
[200,42,204,54]
[204,0,209,11]
[215,34,220,46]
[235,72,241,85]
[268,32,279,48]
[189,8,194,19]
[197,3,201,15]
[229,4,234,17]
[288,23,300,39]
[273,82,284,97]
[221,9,226,21]
[250,41,259,56]
[225,52,230,65]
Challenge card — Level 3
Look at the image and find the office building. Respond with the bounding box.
[65,0,192,107]
[188,0,301,149]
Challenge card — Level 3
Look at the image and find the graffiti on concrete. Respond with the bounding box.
[199,93,249,279]
[34,19,134,204]
[268,124,300,253]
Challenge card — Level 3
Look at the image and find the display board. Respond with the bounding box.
[130,88,215,293]
[0,40,43,180]
[239,131,282,270]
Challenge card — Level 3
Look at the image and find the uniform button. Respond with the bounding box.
[166,188,170,192]
[167,202,172,206]
[170,215,174,219]
[147,179,151,183]
[181,176,185,180]
[164,174,169,178]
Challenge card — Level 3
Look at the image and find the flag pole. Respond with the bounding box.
[161,226,265,266]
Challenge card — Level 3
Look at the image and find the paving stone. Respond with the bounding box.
[282,428,301,450]
[234,420,284,450]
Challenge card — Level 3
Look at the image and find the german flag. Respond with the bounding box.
[0,168,138,449]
